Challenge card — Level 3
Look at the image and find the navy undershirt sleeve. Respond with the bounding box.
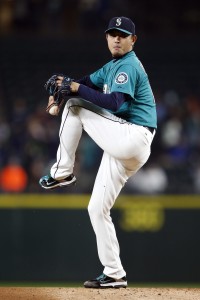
[75,76,98,89]
[77,84,126,111]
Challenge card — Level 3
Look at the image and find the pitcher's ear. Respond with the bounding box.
[132,35,137,43]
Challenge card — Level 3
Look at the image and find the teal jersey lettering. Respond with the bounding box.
[90,51,157,128]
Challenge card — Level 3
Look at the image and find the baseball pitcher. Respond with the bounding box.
[39,16,157,288]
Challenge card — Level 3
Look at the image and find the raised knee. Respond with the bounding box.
[65,98,83,115]
[67,97,88,109]
[67,98,79,108]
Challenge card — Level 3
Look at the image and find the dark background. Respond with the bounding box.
[0,0,200,194]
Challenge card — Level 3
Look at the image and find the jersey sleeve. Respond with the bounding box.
[110,64,137,99]
[90,64,108,90]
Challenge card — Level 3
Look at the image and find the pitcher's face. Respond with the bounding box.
[106,30,137,58]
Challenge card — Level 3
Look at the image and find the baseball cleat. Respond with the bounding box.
[39,174,76,189]
[84,273,127,288]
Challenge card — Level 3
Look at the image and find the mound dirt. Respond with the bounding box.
[0,287,200,300]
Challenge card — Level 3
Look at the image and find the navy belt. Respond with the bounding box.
[143,126,155,134]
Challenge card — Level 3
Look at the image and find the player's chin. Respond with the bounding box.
[112,52,123,58]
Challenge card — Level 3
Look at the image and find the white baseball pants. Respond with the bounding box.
[50,98,155,279]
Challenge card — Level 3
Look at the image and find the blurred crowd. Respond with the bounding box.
[0,0,199,37]
[0,0,200,194]
[1,87,200,194]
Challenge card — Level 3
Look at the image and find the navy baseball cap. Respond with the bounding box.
[105,16,135,35]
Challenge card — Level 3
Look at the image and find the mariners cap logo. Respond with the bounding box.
[116,18,121,26]
[115,72,128,84]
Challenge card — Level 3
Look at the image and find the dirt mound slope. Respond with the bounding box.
[0,287,200,300]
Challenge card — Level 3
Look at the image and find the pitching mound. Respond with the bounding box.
[0,287,200,300]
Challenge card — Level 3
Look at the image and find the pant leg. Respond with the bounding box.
[88,150,149,279]
[50,97,154,179]
[50,100,83,179]
[66,98,154,161]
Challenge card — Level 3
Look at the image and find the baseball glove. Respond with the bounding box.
[45,74,73,116]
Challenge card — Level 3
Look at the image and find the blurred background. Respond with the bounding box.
[0,0,200,285]
[0,0,200,194]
